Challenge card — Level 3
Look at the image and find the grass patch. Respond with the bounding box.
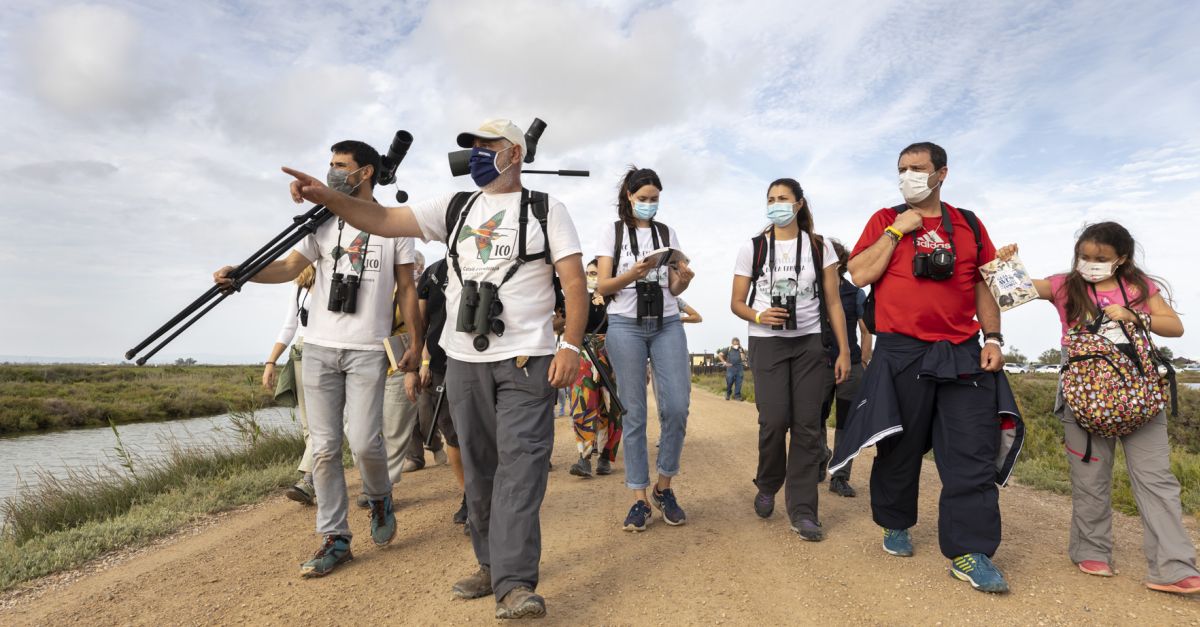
[691,370,1200,516]
[0,414,304,592]
[0,364,273,435]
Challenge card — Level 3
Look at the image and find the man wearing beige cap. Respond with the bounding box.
[282,118,587,620]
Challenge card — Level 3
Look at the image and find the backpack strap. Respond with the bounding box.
[444,191,475,244]
[518,189,552,265]
[958,207,983,259]
[611,221,624,278]
[746,233,768,306]
[445,191,482,285]
[810,232,835,353]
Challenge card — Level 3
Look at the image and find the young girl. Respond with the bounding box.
[730,178,850,541]
[597,166,695,531]
[999,222,1198,595]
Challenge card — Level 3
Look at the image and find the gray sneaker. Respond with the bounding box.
[285,475,315,505]
[495,586,546,619]
[355,493,370,509]
[300,535,352,578]
[452,565,493,599]
[569,457,593,478]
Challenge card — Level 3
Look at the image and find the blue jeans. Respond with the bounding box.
[605,314,691,490]
[726,366,744,399]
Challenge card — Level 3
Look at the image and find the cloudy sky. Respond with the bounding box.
[1,0,1198,364]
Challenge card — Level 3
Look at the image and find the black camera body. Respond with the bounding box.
[457,280,506,351]
[771,294,797,330]
[636,279,664,321]
[912,247,956,281]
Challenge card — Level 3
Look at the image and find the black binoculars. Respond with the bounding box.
[457,280,505,351]
[771,295,797,331]
[327,273,360,314]
[635,279,664,321]
[912,247,955,281]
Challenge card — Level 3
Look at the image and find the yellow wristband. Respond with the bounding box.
[754,310,763,324]
[885,226,904,242]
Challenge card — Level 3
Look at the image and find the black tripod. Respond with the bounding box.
[125,204,335,365]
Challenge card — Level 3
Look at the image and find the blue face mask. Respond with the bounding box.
[633,201,658,220]
[468,146,514,188]
[767,201,797,226]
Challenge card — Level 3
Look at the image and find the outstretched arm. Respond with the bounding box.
[282,167,424,239]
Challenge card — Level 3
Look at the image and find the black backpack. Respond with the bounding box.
[861,204,982,334]
[747,230,834,351]
[443,189,553,285]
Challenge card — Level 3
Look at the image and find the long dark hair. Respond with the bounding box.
[617,166,663,226]
[1060,221,1170,324]
[830,239,849,276]
[766,177,821,249]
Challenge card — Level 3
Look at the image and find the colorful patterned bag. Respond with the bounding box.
[1061,310,1176,441]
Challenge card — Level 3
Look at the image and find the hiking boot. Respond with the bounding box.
[950,553,1009,593]
[623,500,652,532]
[401,458,424,473]
[286,475,315,505]
[754,491,775,519]
[300,535,352,578]
[452,565,493,599]
[595,456,612,475]
[1077,560,1114,577]
[790,519,825,542]
[651,487,686,525]
[495,586,546,619]
[1146,575,1200,595]
[453,495,468,525]
[433,449,448,466]
[369,496,397,546]
[882,528,913,557]
[355,493,369,509]
[569,457,593,478]
[829,477,857,498]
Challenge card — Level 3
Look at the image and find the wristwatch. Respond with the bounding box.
[984,332,1005,347]
[557,341,581,354]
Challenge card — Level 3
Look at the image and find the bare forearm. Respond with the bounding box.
[249,255,306,284]
[557,254,588,347]
[266,342,287,364]
[975,281,1001,334]
[847,235,897,287]
[324,194,423,239]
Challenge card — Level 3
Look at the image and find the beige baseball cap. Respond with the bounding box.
[456,118,527,156]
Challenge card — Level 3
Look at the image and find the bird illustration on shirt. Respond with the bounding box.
[458,210,506,264]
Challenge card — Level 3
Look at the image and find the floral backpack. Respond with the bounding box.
[1060,283,1177,460]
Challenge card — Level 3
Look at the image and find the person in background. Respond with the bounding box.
[717,338,747,401]
[569,258,621,479]
[677,297,703,323]
[401,252,451,473]
[263,265,317,505]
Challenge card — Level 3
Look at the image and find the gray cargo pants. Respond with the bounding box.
[447,355,556,601]
[303,343,391,538]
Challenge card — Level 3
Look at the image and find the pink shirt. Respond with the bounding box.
[1046,274,1158,344]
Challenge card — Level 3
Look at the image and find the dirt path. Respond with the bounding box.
[4,388,1199,625]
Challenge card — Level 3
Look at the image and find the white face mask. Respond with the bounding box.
[1076,259,1117,283]
[586,276,598,291]
[899,169,938,204]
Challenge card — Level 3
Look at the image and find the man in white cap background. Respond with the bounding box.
[282,118,587,620]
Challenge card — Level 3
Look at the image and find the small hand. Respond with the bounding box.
[1103,304,1137,323]
[261,363,277,390]
[996,243,1018,261]
[892,210,925,235]
[398,345,421,372]
[629,257,654,280]
[981,343,1004,373]
[756,307,790,327]
[419,364,432,388]
[834,354,851,384]
[213,265,237,294]
[281,167,337,206]
[674,261,695,283]
[403,371,419,402]
[548,349,580,388]
[591,292,606,307]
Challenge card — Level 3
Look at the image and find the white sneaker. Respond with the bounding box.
[433,449,448,466]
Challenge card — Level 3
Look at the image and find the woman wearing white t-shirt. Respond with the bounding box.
[730,178,850,542]
[597,166,695,532]
[262,265,316,505]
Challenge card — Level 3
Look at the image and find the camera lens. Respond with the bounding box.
[473,335,490,352]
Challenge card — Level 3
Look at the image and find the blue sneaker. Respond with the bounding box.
[950,553,1010,593]
[651,487,687,526]
[300,535,352,577]
[623,500,652,532]
[369,496,396,546]
[882,528,913,557]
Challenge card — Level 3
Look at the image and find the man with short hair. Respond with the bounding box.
[833,141,1023,594]
[215,139,422,578]
[282,119,586,619]
[717,337,746,400]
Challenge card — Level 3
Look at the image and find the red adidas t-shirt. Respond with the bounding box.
[851,203,997,343]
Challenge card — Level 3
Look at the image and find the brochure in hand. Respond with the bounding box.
[641,247,689,268]
[980,254,1038,312]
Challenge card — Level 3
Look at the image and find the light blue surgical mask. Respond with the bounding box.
[633,201,659,220]
[767,201,797,226]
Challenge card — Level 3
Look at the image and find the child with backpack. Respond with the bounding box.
[998,221,1197,595]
